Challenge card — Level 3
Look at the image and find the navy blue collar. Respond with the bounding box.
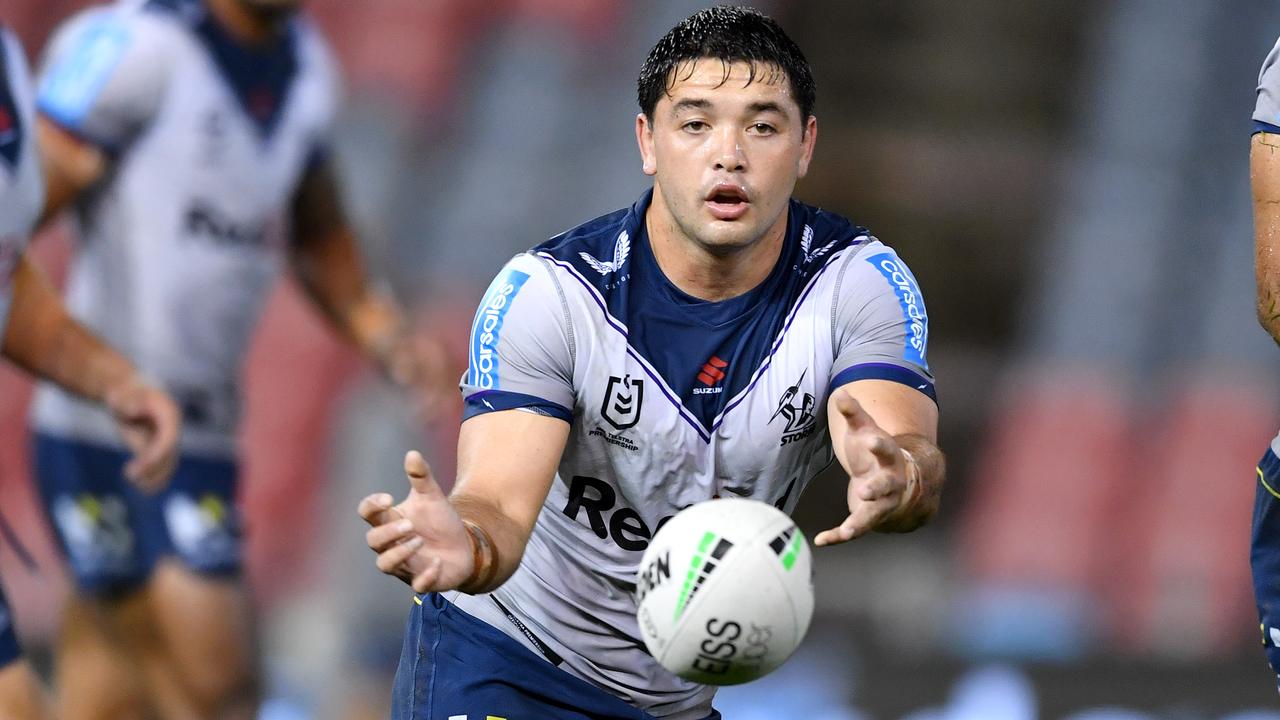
[148,0,300,138]
[537,189,869,437]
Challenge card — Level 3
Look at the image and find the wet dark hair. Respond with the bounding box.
[637,5,815,121]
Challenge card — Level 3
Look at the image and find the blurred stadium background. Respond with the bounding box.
[2,0,1280,718]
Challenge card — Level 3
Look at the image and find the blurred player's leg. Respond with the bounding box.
[57,570,257,720]
[0,580,52,720]
[37,435,256,719]
[0,661,53,720]
[53,595,148,720]
[146,560,259,719]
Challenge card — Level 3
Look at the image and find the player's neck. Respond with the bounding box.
[645,193,787,303]
[205,0,287,46]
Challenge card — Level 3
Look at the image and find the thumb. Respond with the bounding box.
[403,450,444,499]
[835,391,874,431]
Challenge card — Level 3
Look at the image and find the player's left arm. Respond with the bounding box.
[814,247,945,546]
[1254,131,1280,344]
[813,380,942,546]
[287,156,449,405]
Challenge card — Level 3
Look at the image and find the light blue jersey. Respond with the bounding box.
[31,0,338,458]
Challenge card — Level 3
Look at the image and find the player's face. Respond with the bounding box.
[637,59,816,255]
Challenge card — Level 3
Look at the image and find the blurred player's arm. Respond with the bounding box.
[1254,131,1280,344]
[814,381,943,546]
[34,116,110,228]
[288,157,447,397]
[359,411,569,595]
[2,253,178,488]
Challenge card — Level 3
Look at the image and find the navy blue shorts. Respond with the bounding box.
[34,432,241,594]
[0,582,19,669]
[393,593,721,720]
[1253,446,1280,687]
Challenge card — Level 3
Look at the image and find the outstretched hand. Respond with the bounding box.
[104,377,180,493]
[358,450,475,593]
[814,389,914,547]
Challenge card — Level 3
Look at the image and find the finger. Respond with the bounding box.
[358,493,397,525]
[404,451,445,500]
[375,536,424,574]
[146,393,182,472]
[814,501,892,546]
[842,431,880,476]
[856,472,900,502]
[835,391,875,431]
[366,519,416,553]
[410,555,444,593]
[118,392,180,491]
[814,523,857,547]
[123,455,143,484]
[866,435,900,466]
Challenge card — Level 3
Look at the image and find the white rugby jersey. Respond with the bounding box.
[449,191,935,719]
[30,0,337,457]
[1257,36,1280,136]
[0,28,44,341]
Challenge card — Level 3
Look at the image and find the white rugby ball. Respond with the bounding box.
[634,498,814,685]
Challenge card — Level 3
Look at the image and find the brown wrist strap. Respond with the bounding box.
[894,449,925,519]
[460,520,499,594]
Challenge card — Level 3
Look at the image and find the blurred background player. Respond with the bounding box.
[1252,34,1280,691]
[0,19,180,720]
[28,0,450,718]
[360,7,943,719]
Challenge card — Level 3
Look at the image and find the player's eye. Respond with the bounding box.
[683,120,709,133]
[749,122,777,135]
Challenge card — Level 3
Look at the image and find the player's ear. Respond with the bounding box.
[636,113,657,176]
[797,115,817,179]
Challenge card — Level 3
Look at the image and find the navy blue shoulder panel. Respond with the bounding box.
[535,191,870,436]
[0,30,24,169]
[146,0,299,138]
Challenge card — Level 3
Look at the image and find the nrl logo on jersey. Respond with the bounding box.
[601,374,643,430]
[580,231,631,276]
[770,369,817,446]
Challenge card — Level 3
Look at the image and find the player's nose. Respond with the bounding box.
[712,128,746,172]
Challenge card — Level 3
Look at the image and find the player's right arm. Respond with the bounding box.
[359,413,569,594]
[359,255,576,594]
[2,253,179,489]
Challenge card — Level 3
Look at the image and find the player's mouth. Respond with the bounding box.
[705,184,750,221]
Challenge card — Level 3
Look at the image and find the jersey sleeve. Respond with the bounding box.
[1255,37,1280,135]
[35,9,171,151]
[460,253,575,423]
[828,244,936,403]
